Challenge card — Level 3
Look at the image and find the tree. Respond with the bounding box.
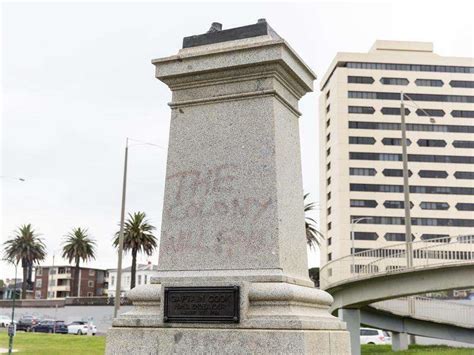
[113,212,157,290]
[304,193,323,249]
[3,224,46,299]
[61,227,96,297]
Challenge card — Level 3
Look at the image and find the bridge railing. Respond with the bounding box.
[320,234,474,289]
[372,296,474,328]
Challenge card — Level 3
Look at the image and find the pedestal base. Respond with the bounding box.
[106,327,350,354]
[106,282,350,354]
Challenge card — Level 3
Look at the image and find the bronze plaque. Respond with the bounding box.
[164,286,240,323]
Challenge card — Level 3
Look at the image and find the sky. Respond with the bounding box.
[1,0,473,279]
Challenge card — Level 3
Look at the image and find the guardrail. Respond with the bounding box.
[372,296,474,328]
[321,234,474,289]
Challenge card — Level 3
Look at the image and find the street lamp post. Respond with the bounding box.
[350,217,373,274]
[400,92,413,268]
[8,261,18,355]
[114,138,129,318]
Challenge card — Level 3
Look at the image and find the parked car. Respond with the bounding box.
[16,315,39,332]
[0,315,16,327]
[67,321,97,335]
[31,320,68,334]
[360,327,391,345]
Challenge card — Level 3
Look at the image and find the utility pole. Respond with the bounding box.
[114,138,129,318]
[400,92,413,268]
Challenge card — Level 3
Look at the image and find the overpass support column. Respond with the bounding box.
[392,332,409,351]
[339,308,360,355]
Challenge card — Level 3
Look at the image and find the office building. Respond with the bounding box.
[319,41,473,270]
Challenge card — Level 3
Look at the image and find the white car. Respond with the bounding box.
[0,315,15,328]
[360,327,391,345]
[67,321,97,335]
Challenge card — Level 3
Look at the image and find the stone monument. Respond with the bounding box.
[106,20,349,354]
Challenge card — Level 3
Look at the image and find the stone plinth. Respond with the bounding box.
[106,20,349,354]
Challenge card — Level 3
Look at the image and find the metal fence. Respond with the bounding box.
[320,234,474,289]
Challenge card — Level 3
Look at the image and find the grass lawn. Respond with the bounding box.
[0,331,105,355]
[362,344,474,354]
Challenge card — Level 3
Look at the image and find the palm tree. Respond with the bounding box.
[304,193,323,249]
[113,212,157,290]
[3,224,46,299]
[61,227,96,297]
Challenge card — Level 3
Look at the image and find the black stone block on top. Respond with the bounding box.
[183,20,274,49]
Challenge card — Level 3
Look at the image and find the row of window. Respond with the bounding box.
[348,106,474,118]
[349,136,473,148]
[349,91,474,103]
[350,183,474,195]
[350,215,474,227]
[348,76,474,88]
[349,121,474,133]
[349,167,473,179]
[349,249,473,261]
[350,199,473,211]
[349,152,474,164]
[345,62,474,73]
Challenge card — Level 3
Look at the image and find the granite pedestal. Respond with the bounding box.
[106,20,349,354]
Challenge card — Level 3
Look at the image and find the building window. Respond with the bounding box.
[420,202,449,210]
[350,151,474,164]
[326,118,330,127]
[346,62,474,73]
[353,232,378,241]
[384,233,411,242]
[349,136,376,145]
[349,120,474,133]
[89,269,95,276]
[417,139,446,147]
[144,275,148,284]
[415,79,443,87]
[326,104,330,113]
[327,253,332,261]
[350,183,474,196]
[456,203,474,211]
[420,234,450,242]
[348,76,374,84]
[327,237,332,246]
[326,133,330,142]
[454,171,474,180]
[348,91,474,103]
[87,292,93,297]
[349,167,376,176]
[326,90,330,99]
[88,281,94,288]
[383,169,412,177]
[383,200,413,209]
[451,110,474,118]
[327,177,331,185]
[418,170,448,179]
[327,222,332,230]
[348,106,375,114]
[351,215,474,227]
[450,80,474,88]
[35,291,41,299]
[327,191,331,200]
[326,147,331,156]
[416,108,445,117]
[327,162,331,170]
[453,140,474,148]
[138,275,142,285]
[111,276,115,286]
[380,77,409,86]
[381,138,411,146]
[350,199,377,208]
[36,279,42,288]
[36,268,42,276]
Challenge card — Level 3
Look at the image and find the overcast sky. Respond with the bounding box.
[1,0,473,279]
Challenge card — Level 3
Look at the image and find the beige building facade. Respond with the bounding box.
[319,40,474,267]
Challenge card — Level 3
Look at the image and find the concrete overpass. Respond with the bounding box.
[320,235,474,354]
